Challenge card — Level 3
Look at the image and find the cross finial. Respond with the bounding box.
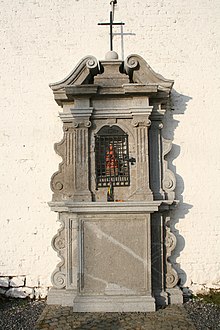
[98,1,125,52]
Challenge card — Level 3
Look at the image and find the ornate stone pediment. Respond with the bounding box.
[49,53,173,106]
[50,56,100,105]
[50,55,100,90]
[124,54,174,93]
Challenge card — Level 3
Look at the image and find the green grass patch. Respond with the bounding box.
[196,289,220,305]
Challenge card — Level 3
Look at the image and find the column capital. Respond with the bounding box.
[132,118,151,127]
[59,107,93,127]
[131,106,153,127]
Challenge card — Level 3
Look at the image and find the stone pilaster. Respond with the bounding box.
[149,120,165,200]
[131,106,153,200]
[51,104,93,202]
[71,119,91,202]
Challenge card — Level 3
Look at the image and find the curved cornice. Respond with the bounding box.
[124,54,174,91]
[49,55,100,91]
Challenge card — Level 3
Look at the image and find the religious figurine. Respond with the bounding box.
[105,143,119,176]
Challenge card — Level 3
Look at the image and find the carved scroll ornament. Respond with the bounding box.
[51,218,66,289]
[165,215,179,289]
[162,138,176,200]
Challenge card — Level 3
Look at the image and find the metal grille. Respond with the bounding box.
[95,126,130,188]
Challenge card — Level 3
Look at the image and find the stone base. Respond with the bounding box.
[47,288,77,307]
[167,287,183,305]
[73,295,155,312]
[47,289,155,312]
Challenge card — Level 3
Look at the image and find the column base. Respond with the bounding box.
[47,288,77,307]
[167,287,183,305]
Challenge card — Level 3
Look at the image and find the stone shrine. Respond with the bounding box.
[47,51,182,312]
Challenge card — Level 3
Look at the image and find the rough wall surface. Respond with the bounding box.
[0,0,219,297]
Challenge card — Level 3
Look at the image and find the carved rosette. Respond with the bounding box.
[164,215,179,289]
[51,218,66,289]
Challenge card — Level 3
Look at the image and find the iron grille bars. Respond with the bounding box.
[95,126,130,188]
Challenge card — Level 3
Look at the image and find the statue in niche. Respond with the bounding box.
[105,143,119,176]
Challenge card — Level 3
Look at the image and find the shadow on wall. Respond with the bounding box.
[163,89,193,288]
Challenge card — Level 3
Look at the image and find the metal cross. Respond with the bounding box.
[98,0,125,51]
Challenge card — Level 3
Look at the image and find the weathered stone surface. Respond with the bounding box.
[0,277,9,287]
[48,53,178,311]
[0,288,6,295]
[10,276,25,287]
[5,287,33,298]
[82,215,151,295]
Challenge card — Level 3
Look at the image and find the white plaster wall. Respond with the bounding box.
[0,0,219,295]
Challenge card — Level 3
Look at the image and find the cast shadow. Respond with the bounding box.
[163,89,193,289]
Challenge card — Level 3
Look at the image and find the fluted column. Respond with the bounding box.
[131,114,153,201]
[69,106,93,201]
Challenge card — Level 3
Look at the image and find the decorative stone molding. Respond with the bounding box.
[124,54,174,94]
[50,56,100,91]
[51,108,93,202]
[164,214,179,289]
[162,138,176,200]
[124,55,139,78]
[51,218,66,289]
[131,118,151,127]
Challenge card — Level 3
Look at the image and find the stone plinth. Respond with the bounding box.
[47,202,162,312]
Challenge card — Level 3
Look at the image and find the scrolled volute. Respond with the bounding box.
[163,169,176,192]
[86,56,100,76]
[124,55,139,77]
[166,266,179,289]
[52,271,66,289]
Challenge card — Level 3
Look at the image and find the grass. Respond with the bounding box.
[196,289,220,306]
